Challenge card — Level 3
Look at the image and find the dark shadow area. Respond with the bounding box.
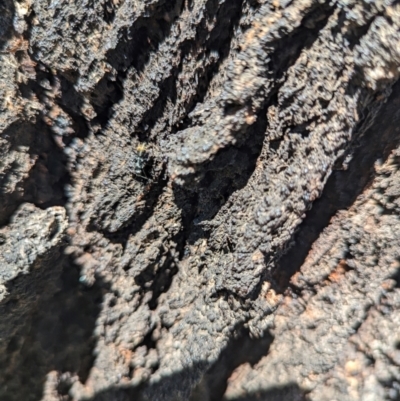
[97,161,168,248]
[148,1,338,305]
[92,0,250,311]
[90,0,185,129]
[274,79,400,292]
[118,185,185,309]
[0,120,70,227]
[227,384,305,401]
[224,2,334,115]
[172,0,245,134]
[173,1,335,250]
[82,379,304,401]
[18,62,91,143]
[103,0,116,24]
[129,0,245,141]
[107,0,184,74]
[189,328,274,401]
[134,224,180,310]
[328,7,376,51]
[57,74,91,141]
[175,107,267,249]
[20,5,92,144]
[0,250,104,401]
[78,328,301,401]
[0,0,15,50]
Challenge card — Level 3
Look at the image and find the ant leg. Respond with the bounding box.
[134,172,153,182]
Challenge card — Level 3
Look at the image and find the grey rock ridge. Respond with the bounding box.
[1,0,400,400]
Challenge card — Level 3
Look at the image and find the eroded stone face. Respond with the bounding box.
[1,0,400,400]
[0,203,67,286]
[222,142,400,400]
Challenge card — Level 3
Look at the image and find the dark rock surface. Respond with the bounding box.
[1,0,400,400]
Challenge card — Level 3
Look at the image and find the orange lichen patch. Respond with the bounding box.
[136,192,146,202]
[308,174,323,196]
[2,91,23,114]
[265,288,282,308]
[245,110,256,125]
[242,0,314,50]
[47,105,63,120]
[251,249,264,263]
[281,294,294,307]
[302,304,324,322]
[3,36,29,54]
[381,279,396,291]
[42,116,52,126]
[385,3,400,18]
[307,372,320,381]
[66,227,77,236]
[276,294,296,316]
[290,272,302,287]
[118,347,133,364]
[363,215,377,232]
[303,305,319,320]
[328,259,349,283]
[242,21,260,48]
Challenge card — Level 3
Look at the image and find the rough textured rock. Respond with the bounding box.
[1,0,400,400]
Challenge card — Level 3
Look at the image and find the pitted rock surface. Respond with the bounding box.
[1,1,400,400]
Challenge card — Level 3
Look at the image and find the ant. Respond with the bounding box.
[132,143,151,181]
